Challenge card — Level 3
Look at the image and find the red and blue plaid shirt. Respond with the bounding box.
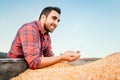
[7,20,54,69]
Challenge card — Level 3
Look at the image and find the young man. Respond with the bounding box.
[7,6,80,69]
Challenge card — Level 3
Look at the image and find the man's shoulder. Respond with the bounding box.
[23,20,37,27]
[19,20,38,30]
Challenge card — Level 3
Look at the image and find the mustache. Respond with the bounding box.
[51,23,57,29]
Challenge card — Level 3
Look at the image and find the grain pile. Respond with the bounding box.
[11,52,120,80]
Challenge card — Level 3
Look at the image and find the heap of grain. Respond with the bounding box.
[11,52,120,80]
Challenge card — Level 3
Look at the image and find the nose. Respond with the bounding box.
[53,20,58,28]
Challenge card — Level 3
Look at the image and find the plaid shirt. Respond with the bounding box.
[7,20,54,69]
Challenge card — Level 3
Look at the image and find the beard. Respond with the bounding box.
[43,23,54,33]
[44,23,50,33]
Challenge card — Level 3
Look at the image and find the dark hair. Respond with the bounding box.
[39,6,61,20]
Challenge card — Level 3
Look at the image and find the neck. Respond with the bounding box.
[40,20,47,34]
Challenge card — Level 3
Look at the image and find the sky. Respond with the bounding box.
[0,0,120,58]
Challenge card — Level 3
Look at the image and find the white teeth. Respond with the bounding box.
[51,26,54,29]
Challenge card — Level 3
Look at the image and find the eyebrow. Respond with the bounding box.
[52,16,60,22]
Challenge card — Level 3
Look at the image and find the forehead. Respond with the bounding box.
[48,10,60,19]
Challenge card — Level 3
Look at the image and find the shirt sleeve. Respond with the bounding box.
[19,24,41,69]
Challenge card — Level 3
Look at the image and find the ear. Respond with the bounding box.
[41,14,46,20]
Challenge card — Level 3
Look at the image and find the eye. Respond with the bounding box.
[52,16,60,22]
[52,16,57,20]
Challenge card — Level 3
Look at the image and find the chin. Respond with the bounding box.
[49,30,54,33]
[49,31,54,33]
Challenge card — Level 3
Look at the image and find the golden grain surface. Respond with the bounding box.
[11,52,120,80]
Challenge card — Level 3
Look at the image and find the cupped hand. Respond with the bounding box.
[61,50,80,62]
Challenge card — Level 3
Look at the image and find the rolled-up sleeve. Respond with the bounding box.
[20,24,41,69]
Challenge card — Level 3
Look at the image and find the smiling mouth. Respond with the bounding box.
[50,28,54,32]
[50,26,55,30]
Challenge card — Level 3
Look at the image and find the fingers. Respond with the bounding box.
[62,50,80,56]
[64,50,80,54]
[60,50,81,62]
[71,51,81,60]
[72,51,80,56]
[76,51,80,53]
[68,51,81,61]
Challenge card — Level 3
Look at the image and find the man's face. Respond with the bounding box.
[44,10,60,33]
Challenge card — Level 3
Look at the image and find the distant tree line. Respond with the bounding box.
[0,52,7,58]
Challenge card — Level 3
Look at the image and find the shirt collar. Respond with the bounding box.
[36,20,42,31]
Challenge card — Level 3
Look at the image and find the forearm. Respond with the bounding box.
[39,55,63,68]
[39,51,80,68]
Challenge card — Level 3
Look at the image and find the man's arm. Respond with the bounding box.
[39,51,80,68]
[20,24,42,69]
[39,56,62,68]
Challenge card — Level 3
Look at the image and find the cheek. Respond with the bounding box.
[47,18,54,23]
[45,19,52,25]
[44,20,49,26]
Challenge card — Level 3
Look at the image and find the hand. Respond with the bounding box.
[60,50,80,62]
